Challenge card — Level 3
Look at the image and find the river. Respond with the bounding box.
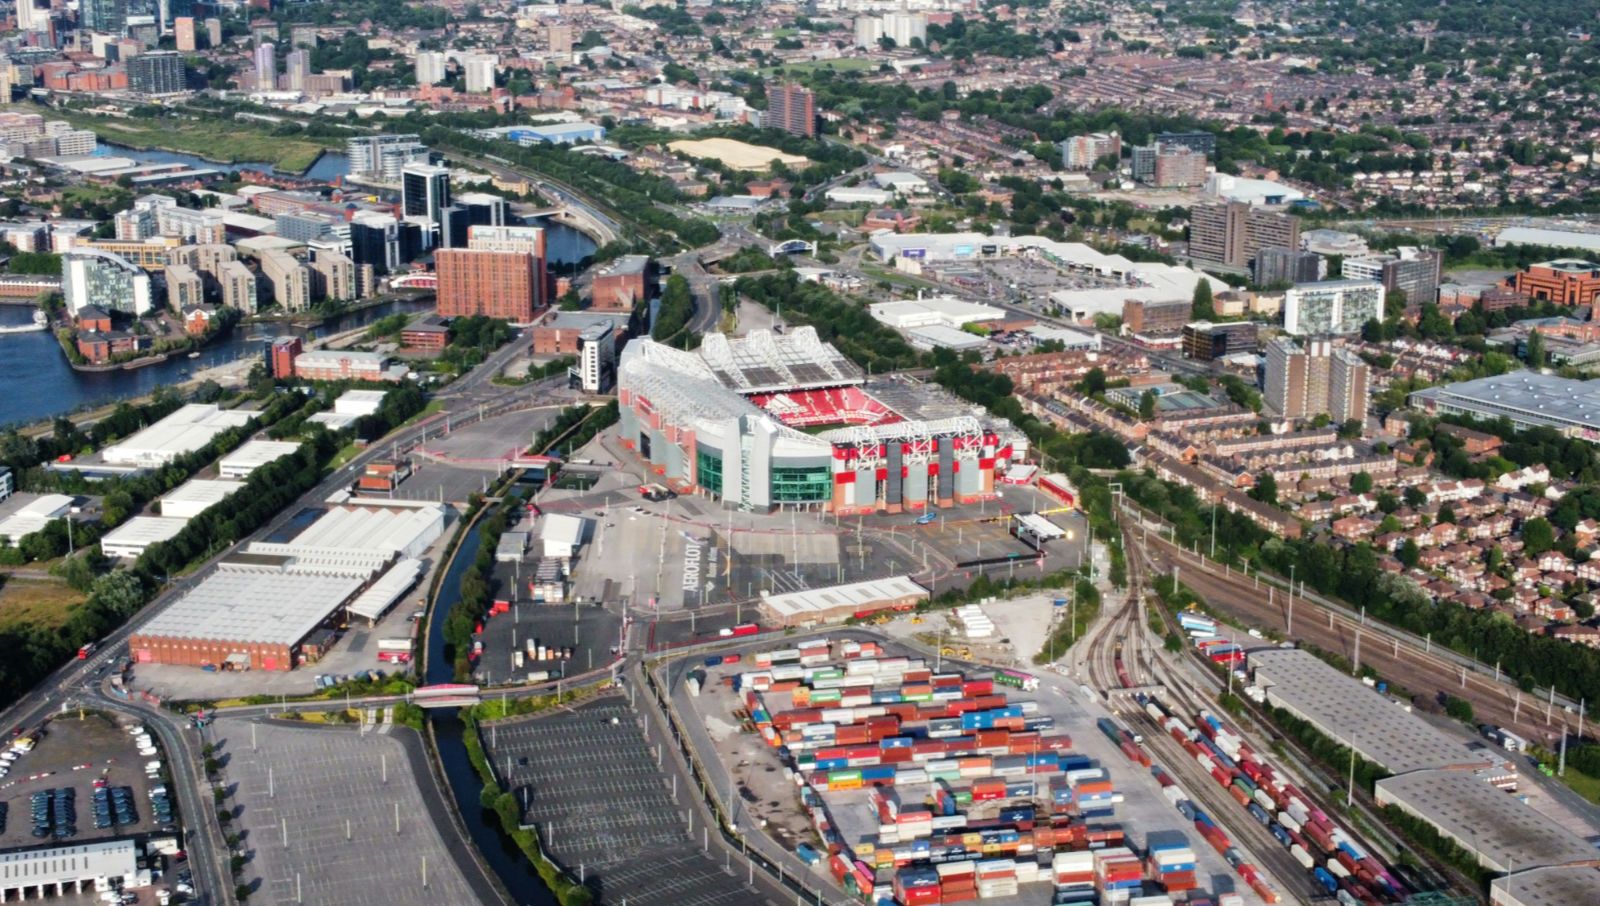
[425,501,561,906]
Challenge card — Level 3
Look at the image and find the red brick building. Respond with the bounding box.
[400,317,450,352]
[1510,259,1600,309]
[589,255,655,312]
[435,249,541,322]
[77,331,147,364]
[270,336,303,378]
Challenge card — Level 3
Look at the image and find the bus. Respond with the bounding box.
[995,668,1040,692]
[77,642,97,659]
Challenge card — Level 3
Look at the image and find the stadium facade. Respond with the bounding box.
[617,329,1017,513]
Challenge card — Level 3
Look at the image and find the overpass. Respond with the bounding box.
[526,205,618,246]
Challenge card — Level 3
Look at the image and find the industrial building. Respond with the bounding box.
[102,404,254,467]
[0,839,138,901]
[1283,279,1383,335]
[870,297,1005,331]
[1407,372,1600,437]
[618,330,1018,513]
[99,515,188,559]
[759,575,928,627]
[1248,648,1504,776]
[1489,866,1600,906]
[158,479,245,520]
[1373,770,1599,875]
[218,440,301,479]
[0,494,72,546]
[128,500,446,669]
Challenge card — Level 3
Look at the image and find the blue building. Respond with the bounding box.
[507,122,606,146]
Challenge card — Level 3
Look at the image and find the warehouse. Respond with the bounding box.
[271,500,447,560]
[1408,372,1600,438]
[99,516,187,559]
[870,297,1005,331]
[0,838,138,900]
[0,494,73,545]
[1374,771,1600,875]
[1248,648,1503,775]
[218,439,301,479]
[101,403,253,467]
[128,564,366,670]
[759,575,927,627]
[539,515,587,561]
[158,479,244,520]
[332,389,387,417]
[1490,866,1600,906]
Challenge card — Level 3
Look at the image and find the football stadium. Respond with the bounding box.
[616,328,1021,513]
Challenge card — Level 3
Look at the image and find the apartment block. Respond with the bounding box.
[435,249,540,322]
[1254,247,1325,286]
[1188,202,1300,270]
[767,83,816,138]
[1341,247,1443,306]
[1060,133,1120,170]
[1283,279,1383,335]
[309,253,357,302]
[258,250,310,312]
[220,260,257,314]
[164,264,203,310]
[1264,336,1368,423]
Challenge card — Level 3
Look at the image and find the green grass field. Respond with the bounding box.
[14,105,337,172]
[762,57,882,78]
[0,580,85,632]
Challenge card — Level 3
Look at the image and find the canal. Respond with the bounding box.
[425,500,560,906]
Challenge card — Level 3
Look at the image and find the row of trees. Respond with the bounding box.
[734,272,921,374]
[650,274,698,347]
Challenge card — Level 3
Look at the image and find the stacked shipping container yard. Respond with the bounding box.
[705,638,1256,904]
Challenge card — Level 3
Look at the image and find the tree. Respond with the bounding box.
[1403,486,1428,508]
[1398,538,1421,568]
[1350,471,1373,494]
[1522,516,1555,556]
[1250,472,1278,505]
[1526,329,1546,368]
[1377,491,1400,514]
[1138,390,1156,420]
[1438,503,1456,524]
[1192,279,1215,320]
[1443,695,1474,723]
[1080,367,1107,396]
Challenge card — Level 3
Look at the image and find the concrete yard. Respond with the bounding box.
[482,696,761,906]
[415,406,564,467]
[214,718,493,906]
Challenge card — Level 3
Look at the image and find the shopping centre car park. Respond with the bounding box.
[480,697,757,906]
[670,634,1266,906]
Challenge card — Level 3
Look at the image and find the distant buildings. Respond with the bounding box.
[258,250,311,312]
[346,134,431,182]
[63,249,152,316]
[1509,259,1600,310]
[127,51,186,95]
[1060,133,1120,170]
[1283,279,1383,335]
[1264,337,1368,422]
[415,51,446,86]
[1341,247,1443,306]
[254,41,276,91]
[1131,144,1207,188]
[1409,372,1600,437]
[767,83,816,138]
[1121,299,1191,336]
[174,16,196,51]
[1189,202,1300,271]
[462,54,497,93]
[1254,247,1325,286]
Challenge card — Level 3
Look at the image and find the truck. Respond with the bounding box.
[376,639,413,653]
[377,651,412,665]
[1481,724,1528,752]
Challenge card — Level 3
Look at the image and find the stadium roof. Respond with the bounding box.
[698,328,864,392]
[136,565,364,645]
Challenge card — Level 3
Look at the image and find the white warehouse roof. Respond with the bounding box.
[160,479,245,519]
[762,575,928,623]
[284,503,447,559]
[100,516,188,558]
[135,565,365,645]
[218,440,301,477]
[871,296,1005,330]
[102,404,254,467]
[333,389,388,416]
[347,557,424,622]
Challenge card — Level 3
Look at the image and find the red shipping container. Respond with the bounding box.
[962,679,995,696]
[881,746,914,764]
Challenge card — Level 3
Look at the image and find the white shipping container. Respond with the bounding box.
[1162,786,1188,807]
[1290,845,1314,869]
[1327,858,1351,879]
[1277,811,1301,832]
[1219,895,1245,906]
[1253,789,1276,813]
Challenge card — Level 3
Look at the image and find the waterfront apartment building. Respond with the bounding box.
[436,249,541,321]
[346,134,430,182]
[164,264,203,311]
[1264,336,1369,422]
[1510,259,1600,310]
[220,260,257,314]
[309,252,357,302]
[767,83,816,138]
[1188,201,1301,270]
[1341,247,1443,306]
[1283,279,1383,335]
[258,250,310,312]
[1254,247,1325,286]
[1060,133,1120,170]
[63,249,152,317]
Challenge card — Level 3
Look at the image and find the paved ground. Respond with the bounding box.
[418,406,563,466]
[0,712,171,849]
[483,696,758,906]
[216,718,489,906]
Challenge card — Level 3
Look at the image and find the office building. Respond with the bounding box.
[1059,133,1120,170]
[1182,321,1258,360]
[1188,201,1301,270]
[436,248,541,322]
[258,250,310,312]
[284,49,310,93]
[590,254,655,311]
[81,0,126,34]
[63,249,152,316]
[165,263,203,310]
[254,41,276,91]
[457,192,509,227]
[1341,247,1443,306]
[1254,246,1325,286]
[204,17,221,47]
[401,161,450,224]
[293,349,407,382]
[1510,259,1600,310]
[576,322,617,393]
[220,260,257,314]
[350,215,404,275]
[127,50,185,94]
[415,50,446,86]
[462,54,496,93]
[438,205,469,250]
[1264,337,1368,422]
[1122,299,1191,335]
[174,16,196,50]
[767,83,816,138]
[1151,148,1207,188]
[1284,279,1383,335]
[346,134,430,182]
